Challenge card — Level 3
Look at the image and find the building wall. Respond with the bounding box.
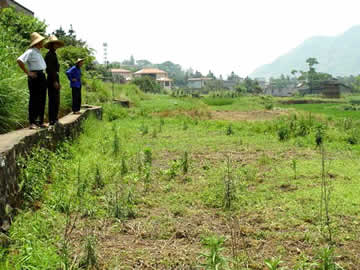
[188,80,203,89]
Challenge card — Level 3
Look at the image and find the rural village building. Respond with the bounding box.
[134,68,172,89]
[297,80,352,98]
[0,0,33,16]
[187,77,212,89]
[111,68,133,82]
[265,80,352,98]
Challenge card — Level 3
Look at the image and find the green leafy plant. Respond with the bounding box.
[317,247,343,270]
[278,125,290,141]
[264,257,283,270]
[199,235,229,270]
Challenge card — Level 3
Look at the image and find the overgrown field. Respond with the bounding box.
[2,95,360,269]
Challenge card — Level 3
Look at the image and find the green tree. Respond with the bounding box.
[206,70,216,80]
[52,25,87,48]
[132,76,161,93]
[0,7,46,49]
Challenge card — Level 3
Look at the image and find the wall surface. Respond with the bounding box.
[0,106,102,231]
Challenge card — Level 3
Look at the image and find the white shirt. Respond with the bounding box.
[17,48,46,71]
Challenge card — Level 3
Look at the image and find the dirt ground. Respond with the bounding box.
[210,109,290,121]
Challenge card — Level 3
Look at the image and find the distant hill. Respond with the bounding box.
[250,25,360,78]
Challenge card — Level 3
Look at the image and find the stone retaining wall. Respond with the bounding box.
[0,106,102,230]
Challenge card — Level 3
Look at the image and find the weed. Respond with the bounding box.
[164,160,181,180]
[140,122,149,135]
[319,145,333,243]
[264,257,283,270]
[297,118,310,137]
[226,124,234,136]
[113,131,120,156]
[181,151,189,174]
[315,123,326,147]
[79,235,99,269]
[151,128,157,138]
[107,188,136,220]
[183,121,188,130]
[278,125,290,141]
[223,156,236,210]
[198,235,229,269]
[265,103,274,110]
[144,148,152,166]
[291,159,297,180]
[121,156,128,176]
[346,128,358,145]
[159,118,165,132]
[317,247,343,270]
[93,165,104,189]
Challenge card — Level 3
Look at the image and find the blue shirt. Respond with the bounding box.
[66,66,82,88]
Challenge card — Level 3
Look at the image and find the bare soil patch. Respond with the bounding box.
[210,110,289,121]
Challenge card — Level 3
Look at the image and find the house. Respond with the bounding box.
[264,84,298,97]
[134,68,172,89]
[297,80,352,98]
[111,68,133,83]
[0,0,34,16]
[187,77,212,89]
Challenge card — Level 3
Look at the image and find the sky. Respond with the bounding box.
[27,0,360,78]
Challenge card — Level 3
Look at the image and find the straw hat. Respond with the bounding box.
[44,35,64,49]
[75,58,85,64]
[29,32,45,48]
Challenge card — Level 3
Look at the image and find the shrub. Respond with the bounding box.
[132,76,161,93]
[278,126,290,141]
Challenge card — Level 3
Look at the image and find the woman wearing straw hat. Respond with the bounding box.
[66,58,85,114]
[44,35,64,126]
[17,32,47,129]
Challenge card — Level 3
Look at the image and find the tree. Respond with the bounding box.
[0,7,46,49]
[206,70,216,80]
[52,25,87,47]
[130,55,135,65]
[227,71,241,81]
[194,70,203,78]
[132,76,161,93]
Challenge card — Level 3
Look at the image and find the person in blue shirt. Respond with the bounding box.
[66,58,84,114]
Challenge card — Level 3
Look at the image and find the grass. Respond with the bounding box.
[2,94,360,269]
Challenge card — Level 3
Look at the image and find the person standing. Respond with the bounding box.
[44,36,64,126]
[66,58,84,114]
[17,32,47,129]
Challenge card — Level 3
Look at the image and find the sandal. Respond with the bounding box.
[29,124,39,129]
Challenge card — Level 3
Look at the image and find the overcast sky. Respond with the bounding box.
[28,0,360,78]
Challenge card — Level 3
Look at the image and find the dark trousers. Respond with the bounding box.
[28,71,47,125]
[48,75,60,124]
[71,87,82,112]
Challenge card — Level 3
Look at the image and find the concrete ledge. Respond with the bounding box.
[0,105,102,230]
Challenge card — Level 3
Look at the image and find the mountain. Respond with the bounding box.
[250,25,360,78]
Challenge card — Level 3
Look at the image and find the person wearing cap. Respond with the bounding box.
[17,32,47,129]
[66,58,84,114]
[44,36,64,126]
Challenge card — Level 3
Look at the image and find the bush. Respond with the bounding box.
[278,125,291,141]
[132,76,161,93]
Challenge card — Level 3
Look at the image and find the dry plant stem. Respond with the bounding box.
[320,144,333,243]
